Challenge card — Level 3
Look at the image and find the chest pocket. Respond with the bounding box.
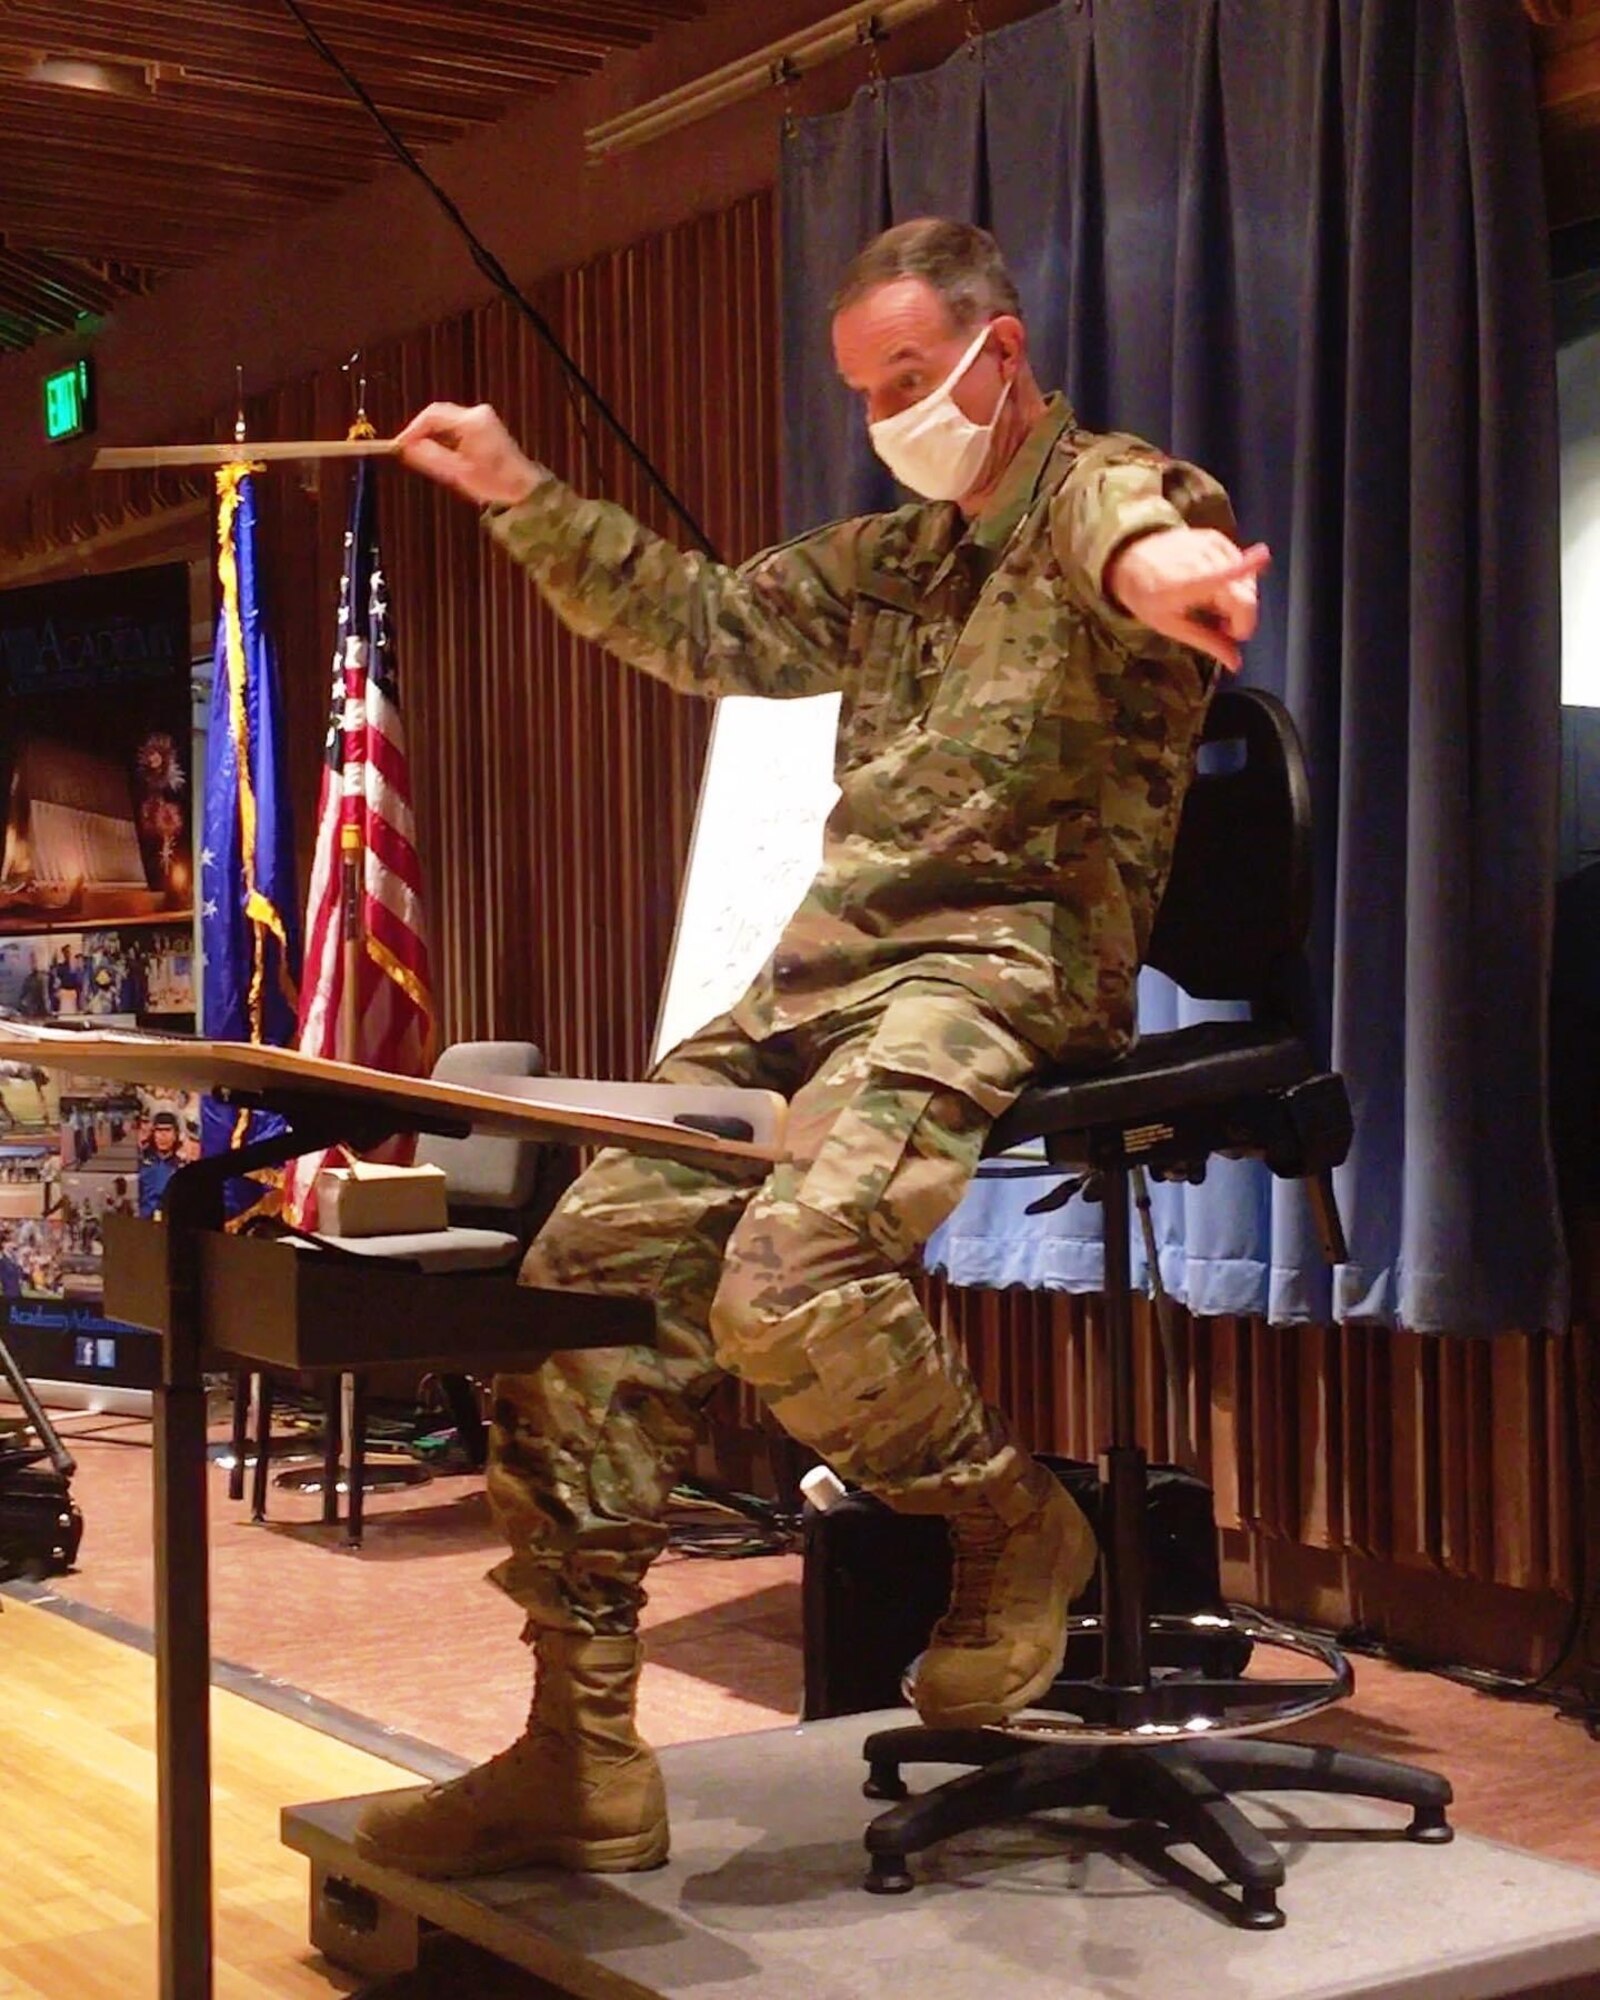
[922,560,1073,768]
[840,591,939,765]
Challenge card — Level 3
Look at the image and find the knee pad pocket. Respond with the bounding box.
[795,1278,987,1484]
[797,1083,939,1262]
[795,993,1040,1263]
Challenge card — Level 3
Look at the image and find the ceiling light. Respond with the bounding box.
[28,55,155,97]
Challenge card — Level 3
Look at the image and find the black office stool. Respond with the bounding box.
[860,689,1452,1930]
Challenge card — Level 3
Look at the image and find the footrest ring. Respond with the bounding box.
[908,1610,1353,1747]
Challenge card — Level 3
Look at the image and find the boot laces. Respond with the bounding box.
[938,1505,1013,1646]
[435,1707,560,1803]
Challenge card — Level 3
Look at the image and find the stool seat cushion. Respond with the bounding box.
[990,1022,1317,1153]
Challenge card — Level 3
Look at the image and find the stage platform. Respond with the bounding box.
[284,1711,1600,2000]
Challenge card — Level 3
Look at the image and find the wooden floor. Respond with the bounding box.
[5,1400,1600,1998]
[35,1406,801,1766]
[0,1594,409,2000]
[8,1583,1595,2000]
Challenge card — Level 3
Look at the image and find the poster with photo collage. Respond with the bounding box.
[0,928,198,1317]
[0,563,198,1374]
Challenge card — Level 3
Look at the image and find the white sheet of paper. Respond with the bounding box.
[653,693,840,1066]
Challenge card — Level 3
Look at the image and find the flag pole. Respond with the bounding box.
[339,821,361,1066]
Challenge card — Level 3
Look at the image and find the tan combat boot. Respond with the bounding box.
[910,1451,1098,1729]
[352,1629,668,1878]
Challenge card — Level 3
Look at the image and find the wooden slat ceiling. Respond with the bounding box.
[0,0,704,353]
[1536,0,1600,229]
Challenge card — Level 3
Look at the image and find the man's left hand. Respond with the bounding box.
[1104,528,1270,674]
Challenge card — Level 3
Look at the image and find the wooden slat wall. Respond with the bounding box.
[240,191,779,1083]
[0,188,1588,1675]
[718,1274,1587,1677]
[923,1284,1580,1599]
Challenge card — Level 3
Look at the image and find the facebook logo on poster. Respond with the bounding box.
[73,1337,118,1370]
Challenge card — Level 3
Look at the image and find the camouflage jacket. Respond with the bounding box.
[487,396,1234,1067]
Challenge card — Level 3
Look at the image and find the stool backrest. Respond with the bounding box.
[1144,687,1313,1009]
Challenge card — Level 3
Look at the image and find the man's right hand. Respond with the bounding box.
[395,402,545,508]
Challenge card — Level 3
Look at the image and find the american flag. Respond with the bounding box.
[282,454,434,1227]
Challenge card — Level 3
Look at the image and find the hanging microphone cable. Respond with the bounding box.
[277,0,720,559]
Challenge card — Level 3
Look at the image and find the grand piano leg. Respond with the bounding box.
[155,1168,224,2000]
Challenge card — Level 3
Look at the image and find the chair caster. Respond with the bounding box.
[864,1761,909,1801]
[864,1856,915,1894]
[1407,1806,1453,1844]
[1237,1887,1285,1931]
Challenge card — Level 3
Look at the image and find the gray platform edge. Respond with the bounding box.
[281,1776,1600,2000]
[286,1806,658,2000]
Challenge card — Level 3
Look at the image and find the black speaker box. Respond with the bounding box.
[801,1455,1247,1720]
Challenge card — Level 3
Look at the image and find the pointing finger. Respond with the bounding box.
[1216,541,1272,583]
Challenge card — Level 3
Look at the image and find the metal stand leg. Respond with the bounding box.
[155,1169,222,2000]
[227,1373,250,1504]
[437,1372,486,1469]
[321,1375,342,1527]
[250,1374,274,1521]
[140,1104,419,2000]
[344,1372,367,1547]
[1098,1168,1150,1707]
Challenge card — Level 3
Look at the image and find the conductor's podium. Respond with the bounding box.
[0,1021,786,2000]
[278,1717,1600,2000]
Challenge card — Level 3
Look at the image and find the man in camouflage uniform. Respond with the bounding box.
[356,219,1266,1879]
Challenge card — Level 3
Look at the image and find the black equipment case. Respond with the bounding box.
[0,1457,83,1580]
[0,1333,83,1582]
[801,1455,1245,1720]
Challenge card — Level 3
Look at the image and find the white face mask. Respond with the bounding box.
[867,323,1011,501]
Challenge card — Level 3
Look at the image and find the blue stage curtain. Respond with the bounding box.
[779,0,1566,1335]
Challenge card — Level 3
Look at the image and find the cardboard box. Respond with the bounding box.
[316,1160,448,1237]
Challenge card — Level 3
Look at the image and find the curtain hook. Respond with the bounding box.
[856,14,888,96]
[960,0,984,53]
[771,54,802,139]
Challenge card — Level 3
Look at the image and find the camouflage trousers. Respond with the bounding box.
[486,980,1044,1636]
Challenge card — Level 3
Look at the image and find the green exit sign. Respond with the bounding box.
[43,359,94,442]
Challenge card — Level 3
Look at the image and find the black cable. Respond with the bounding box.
[666,1478,800,1558]
[1328,1621,1600,1739]
[276,0,720,559]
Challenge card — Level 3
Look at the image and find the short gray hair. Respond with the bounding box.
[831,219,1023,330]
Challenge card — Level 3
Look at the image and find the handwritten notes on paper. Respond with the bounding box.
[652,693,840,1065]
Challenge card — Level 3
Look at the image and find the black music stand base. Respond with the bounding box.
[860,1727,1453,1928]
